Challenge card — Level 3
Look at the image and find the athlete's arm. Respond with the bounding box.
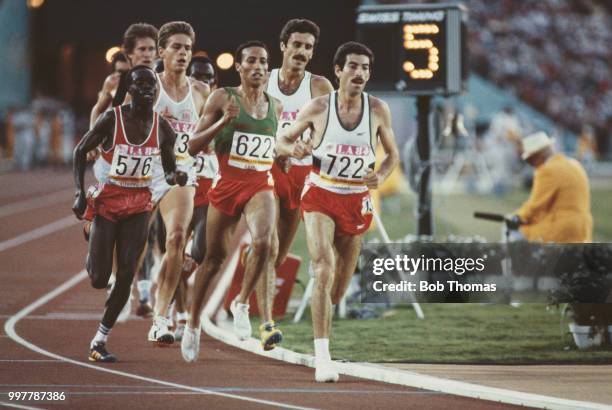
[188,88,238,156]
[158,117,187,187]
[310,75,334,98]
[90,73,120,128]
[276,96,326,158]
[364,98,399,189]
[72,111,115,218]
[191,80,211,117]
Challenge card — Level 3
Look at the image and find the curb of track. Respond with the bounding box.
[201,241,612,410]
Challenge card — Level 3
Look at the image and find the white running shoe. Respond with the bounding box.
[315,360,339,383]
[116,291,132,323]
[230,298,252,340]
[181,326,200,363]
[147,315,174,345]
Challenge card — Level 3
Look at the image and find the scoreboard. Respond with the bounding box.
[356,3,468,95]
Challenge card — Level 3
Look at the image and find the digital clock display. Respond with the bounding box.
[356,3,467,95]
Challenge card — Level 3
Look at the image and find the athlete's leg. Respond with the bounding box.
[303,211,336,340]
[255,198,280,323]
[238,190,278,304]
[155,186,195,317]
[276,205,302,267]
[330,234,363,306]
[187,205,240,330]
[303,210,340,382]
[190,204,208,265]
[86,215,118,289]
[174,203,207,340]
[101,212,151,329]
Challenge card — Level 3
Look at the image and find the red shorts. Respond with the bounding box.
[84,184,152,223]
[194,177,213,207]
[301,184,373,236]
[207,174,274,217]
[272,163,311,210]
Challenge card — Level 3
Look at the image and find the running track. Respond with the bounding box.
[0,169,525,409]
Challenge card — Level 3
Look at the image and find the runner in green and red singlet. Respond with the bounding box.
[180,41,283,362]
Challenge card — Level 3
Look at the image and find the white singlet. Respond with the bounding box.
[309,91,375,194]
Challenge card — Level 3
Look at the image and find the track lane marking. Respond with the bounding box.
[0,216,79,253]
[0,402,42,410]
[0,189,74,219]
[4,270,316,410]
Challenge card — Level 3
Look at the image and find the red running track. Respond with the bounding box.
[0,169,527,409]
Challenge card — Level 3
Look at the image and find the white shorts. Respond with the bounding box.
[150,159,197,205]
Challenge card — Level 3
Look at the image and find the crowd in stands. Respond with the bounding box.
[468,0,611,156]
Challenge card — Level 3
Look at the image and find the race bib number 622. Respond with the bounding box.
[228,131,275,171]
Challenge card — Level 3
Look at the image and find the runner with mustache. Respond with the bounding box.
[181,41,282,362]
[276,42,400,382]
[256,18,333,351]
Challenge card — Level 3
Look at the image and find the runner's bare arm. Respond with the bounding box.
[72,111,115,218]
[158,117,186,187]
[89,73,120,129]
[191,80,211,116]
[363,98,399,189]
[276,96,326,158]
[310,75,334,98]
[188,88,238,156]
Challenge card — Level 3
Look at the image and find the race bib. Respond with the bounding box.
[228,131,275,171]
[195,152,218,179]
[109,144,156,187]
[361,195,373,216]
[174,132,191,160]
[319,143,372,186]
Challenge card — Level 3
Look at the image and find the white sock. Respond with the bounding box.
[137,280,152,302]
[176,311,188,323]
[91,323,111,348]
[314,338,331,362]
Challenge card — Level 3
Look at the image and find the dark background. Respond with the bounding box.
[30,0,359,116]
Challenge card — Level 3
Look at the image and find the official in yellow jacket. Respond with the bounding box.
[513,132,593,243]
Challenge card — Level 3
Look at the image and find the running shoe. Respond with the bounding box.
[180,326,200,363]
[230,298,252,340]
[88,342,117,363]
[136,300,154,318]
[147,315,174,345]
[174,320,187,342]
[259,320,283,351]
[315,359,339,383]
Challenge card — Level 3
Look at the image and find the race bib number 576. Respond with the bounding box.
[109,144,154,183]
[228,131,275,171]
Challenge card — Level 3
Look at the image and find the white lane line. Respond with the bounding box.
[4,270,316,410]
[0,360,61,363]
[0,402,42,410]
[0,385,437,394]
[0,189,74,219]
[0,215,79,253]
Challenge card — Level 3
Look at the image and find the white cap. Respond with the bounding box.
[521,131,554,160]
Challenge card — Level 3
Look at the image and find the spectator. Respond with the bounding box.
[512,131,593,243]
